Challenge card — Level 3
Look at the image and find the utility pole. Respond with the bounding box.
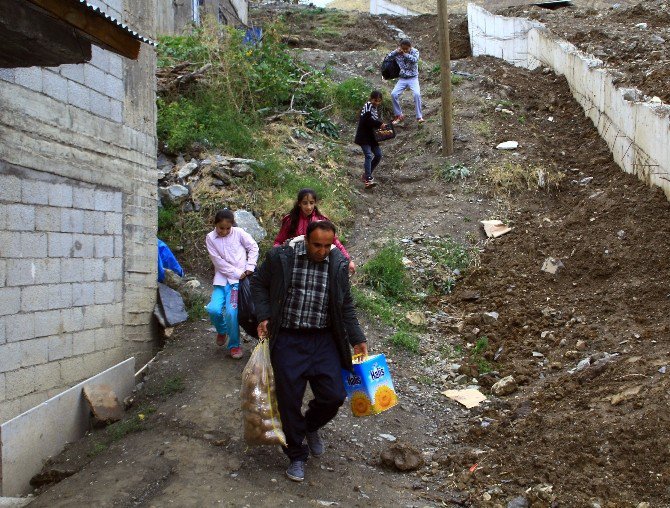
[438,0,453,155]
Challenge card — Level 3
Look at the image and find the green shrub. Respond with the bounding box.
[157,33,209,67]
[157,94,255,155]
[332,77,372,119]
[306,109,339,138]
[158,203,179,246]
[438,163,471,182]
[156,21,347,154]
[361,243,411,302]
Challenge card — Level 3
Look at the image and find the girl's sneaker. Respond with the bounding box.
[364,178,377,189]
[216,333,228,346]
[229,347,244,359]
[392,115,405,124]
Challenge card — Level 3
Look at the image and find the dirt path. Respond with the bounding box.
[30,4,670,507]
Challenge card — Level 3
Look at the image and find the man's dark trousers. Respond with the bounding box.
[271,327,347,461]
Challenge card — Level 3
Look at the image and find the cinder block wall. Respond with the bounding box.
[0,0,158,423]
[468,4,670,199]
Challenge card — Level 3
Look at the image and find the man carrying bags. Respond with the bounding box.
[251,221,368,482]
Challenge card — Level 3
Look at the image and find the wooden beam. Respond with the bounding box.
[0,0,91,67]
[25,0,141,60]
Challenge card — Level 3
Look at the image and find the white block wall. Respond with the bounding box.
[370,0,420,16]
[467,4,670,198]
[0,0,158,424]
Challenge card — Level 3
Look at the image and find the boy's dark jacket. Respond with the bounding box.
[250,242,366,372]
[354,101,383,147]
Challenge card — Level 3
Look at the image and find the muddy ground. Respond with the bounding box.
[30,3,669,507]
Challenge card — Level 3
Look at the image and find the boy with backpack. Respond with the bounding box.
[387,39,423,124]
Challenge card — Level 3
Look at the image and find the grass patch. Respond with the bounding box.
[313,26,342,38]
[352,286,401,327]
[390,331,420,353]
[419,237,477,295]
[352,288,420,354]
[107,416,144,442]
[470,336,492,374]
[360,242,411,302]
[451,74,464,86]
[473,120,492,138]
[88,441,108,457]
[484,161,564,196]
[438,163,471,182]
[161,375,186,396]
[354,244,423,354]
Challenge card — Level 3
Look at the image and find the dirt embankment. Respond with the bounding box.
[500,0,670,103]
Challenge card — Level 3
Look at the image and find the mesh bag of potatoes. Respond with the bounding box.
[240,339,286,446]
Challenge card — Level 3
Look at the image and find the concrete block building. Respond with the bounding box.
[0,0,159,424]
[157,0,249,35]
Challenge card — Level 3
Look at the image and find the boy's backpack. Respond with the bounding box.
[381,55,400,80]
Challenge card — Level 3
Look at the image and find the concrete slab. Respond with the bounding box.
[0,498,32,507]
[0,357,135,496]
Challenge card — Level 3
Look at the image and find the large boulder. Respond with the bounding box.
[234,210,267,243]
[380,442,424,471]
[230,163,254,177]
[177,160,199,179]
[210,166,232,185]
[491,375,518,396]
[159,184,190,205]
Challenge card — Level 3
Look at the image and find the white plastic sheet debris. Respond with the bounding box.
[496,141,519,150]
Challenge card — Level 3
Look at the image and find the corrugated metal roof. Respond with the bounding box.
[79,0,157,47]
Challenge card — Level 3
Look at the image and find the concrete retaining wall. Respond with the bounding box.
[467,3,670,198]
[370,0,421,16]
[0,0,158,424]
[0,358,135,496]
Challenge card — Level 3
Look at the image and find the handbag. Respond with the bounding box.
[237,276,259,339]
[373,121,395,143]
[381,54,400,80]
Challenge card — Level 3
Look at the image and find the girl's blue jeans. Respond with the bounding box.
[361,144,382,181]
[206,283,240,349]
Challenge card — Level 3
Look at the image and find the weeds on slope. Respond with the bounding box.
[355,238,477,353]
[156,18,373,270]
